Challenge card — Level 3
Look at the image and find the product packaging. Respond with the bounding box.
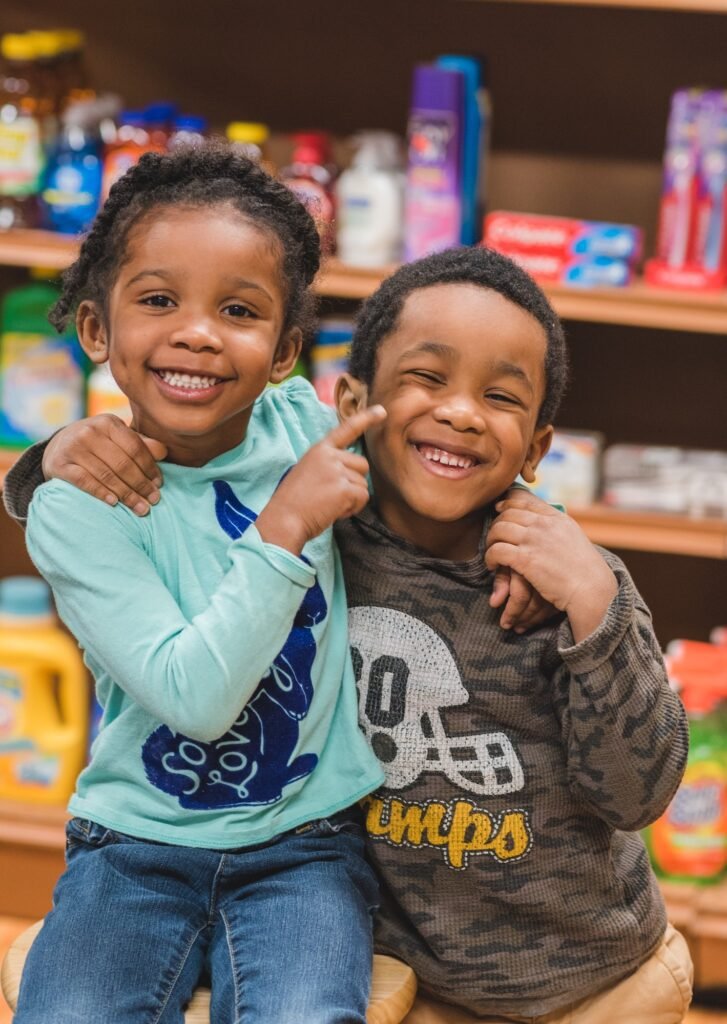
[101,108,165,202]
[86,361,132,423]
[0,272,86,447]
[485,212,643,263]
[646,638,727,884]
[436,54,489,246]
[404,64,464,260]
[498,250,633,288]
[602,444,727,518]
[527,429,603,508]
[335,131,405,267]
[281,131,337,254]
[646,88,727,291]
[310,319,354,407]
[0,576,89,804]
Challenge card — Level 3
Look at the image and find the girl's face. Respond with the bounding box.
[78,203,300,466]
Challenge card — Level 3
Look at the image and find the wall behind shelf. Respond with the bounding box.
[4,0,727,251]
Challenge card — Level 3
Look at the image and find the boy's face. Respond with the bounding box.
[338,283,553,556]
[77,205,300,466]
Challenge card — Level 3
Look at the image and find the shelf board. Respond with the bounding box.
[571,505,727,558]
[3,232,727,334]
[472,0,727,10]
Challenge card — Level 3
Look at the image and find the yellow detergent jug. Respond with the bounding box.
[0,576,88,804]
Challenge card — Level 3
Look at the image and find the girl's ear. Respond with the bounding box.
[76,301,109,364]
[520,424,554,484]
[269,327,303,383]
[334,373,368,424]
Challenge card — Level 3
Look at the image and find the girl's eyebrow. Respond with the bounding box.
[123,269,273,302]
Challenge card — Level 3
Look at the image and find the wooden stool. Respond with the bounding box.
[1,920,417,1024]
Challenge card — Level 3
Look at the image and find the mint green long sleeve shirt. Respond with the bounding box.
[25,378,383,848]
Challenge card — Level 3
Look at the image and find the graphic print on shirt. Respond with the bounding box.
[350,606,532,869]
[141,480,324,809]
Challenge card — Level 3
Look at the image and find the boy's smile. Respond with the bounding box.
[345,283,553,560]
[78,204,299,467]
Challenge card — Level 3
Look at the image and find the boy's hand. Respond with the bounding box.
[255,405,386,555]
[490,567,559,633]
[42,416,167,517]
[485,490,618,644]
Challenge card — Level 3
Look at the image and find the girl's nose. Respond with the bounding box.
[168,320,223,353]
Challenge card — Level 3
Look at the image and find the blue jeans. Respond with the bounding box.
[14,809,379,1024]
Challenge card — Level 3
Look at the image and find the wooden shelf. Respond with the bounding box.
[571,505,727,559]
[473,0,727,11]
[5,231,726,335]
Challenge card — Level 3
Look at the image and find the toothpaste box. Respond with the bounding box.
[602,444,727,518]
[484,212,643,264]
[493,248,633,287]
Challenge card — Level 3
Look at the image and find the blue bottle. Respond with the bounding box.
[40,97,105,234]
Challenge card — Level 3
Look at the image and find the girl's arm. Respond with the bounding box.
[3,416,165,527]
[28,480,318,743]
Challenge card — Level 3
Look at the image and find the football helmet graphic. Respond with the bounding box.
[349,606,524,795]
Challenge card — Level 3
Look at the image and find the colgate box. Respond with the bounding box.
[484,211,643,264]
[492,248,633,288]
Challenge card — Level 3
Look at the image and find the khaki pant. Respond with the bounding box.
[402,925,693,1024]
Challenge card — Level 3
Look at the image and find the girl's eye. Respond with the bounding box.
[224,303,254,318]
[141,294,174,308]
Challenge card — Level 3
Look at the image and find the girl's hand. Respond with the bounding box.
[486,489,618,644]
[41,415,167,516]
[255,405,386,555]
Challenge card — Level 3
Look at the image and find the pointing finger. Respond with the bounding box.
[325,406,386,450]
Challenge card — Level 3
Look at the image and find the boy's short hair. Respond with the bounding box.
[349,246,569,426]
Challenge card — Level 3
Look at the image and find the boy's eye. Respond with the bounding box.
[407,370,443,385]
[141,294,174,308]
[488,391,522,406]
[224,303,254,319]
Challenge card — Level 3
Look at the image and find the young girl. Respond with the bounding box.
[13,145,386,1024]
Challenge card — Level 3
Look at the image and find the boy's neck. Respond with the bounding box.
[374,502,490,561]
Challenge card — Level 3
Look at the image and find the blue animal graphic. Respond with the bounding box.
[141,480,324,808]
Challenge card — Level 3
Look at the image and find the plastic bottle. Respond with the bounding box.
[102,109,164,201]
[0,576,88,805]
[169,114,208,149]
[335,131,405,267]
[86,361,132,423]
[40,95,118,234]
[0,33,48,229]
[310,319,354,406]
[281,131,337,254]
[55,29,89,106]
[226,121,271,167]
[0,270,86,446]
[143,101,178,149]
[647,682,727,883]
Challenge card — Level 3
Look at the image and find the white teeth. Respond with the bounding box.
[158,370,220,389]
[419,445,476,469]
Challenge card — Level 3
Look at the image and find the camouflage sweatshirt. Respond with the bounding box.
[335,506,688,1018]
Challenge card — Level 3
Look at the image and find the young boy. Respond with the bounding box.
[333,247,692,1023]
[4,247,691,1022]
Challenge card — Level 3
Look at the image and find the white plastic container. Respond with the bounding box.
[335,132,405,267]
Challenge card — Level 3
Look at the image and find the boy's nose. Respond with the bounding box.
[168,320,223,353]
[433,397,486,433]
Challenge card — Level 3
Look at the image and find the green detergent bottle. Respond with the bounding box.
[0,269,86,447]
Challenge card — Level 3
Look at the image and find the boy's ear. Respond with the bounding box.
[520,424,554,484]
[334,373,369,423]
[76,301,109,364]
[269,327,303,384]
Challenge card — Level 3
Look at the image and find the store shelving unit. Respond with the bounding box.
[1,232,725,561]
[487,0,727,11]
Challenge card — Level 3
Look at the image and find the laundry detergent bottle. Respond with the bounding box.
[647,681,727,883]
[0,576,88,804]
